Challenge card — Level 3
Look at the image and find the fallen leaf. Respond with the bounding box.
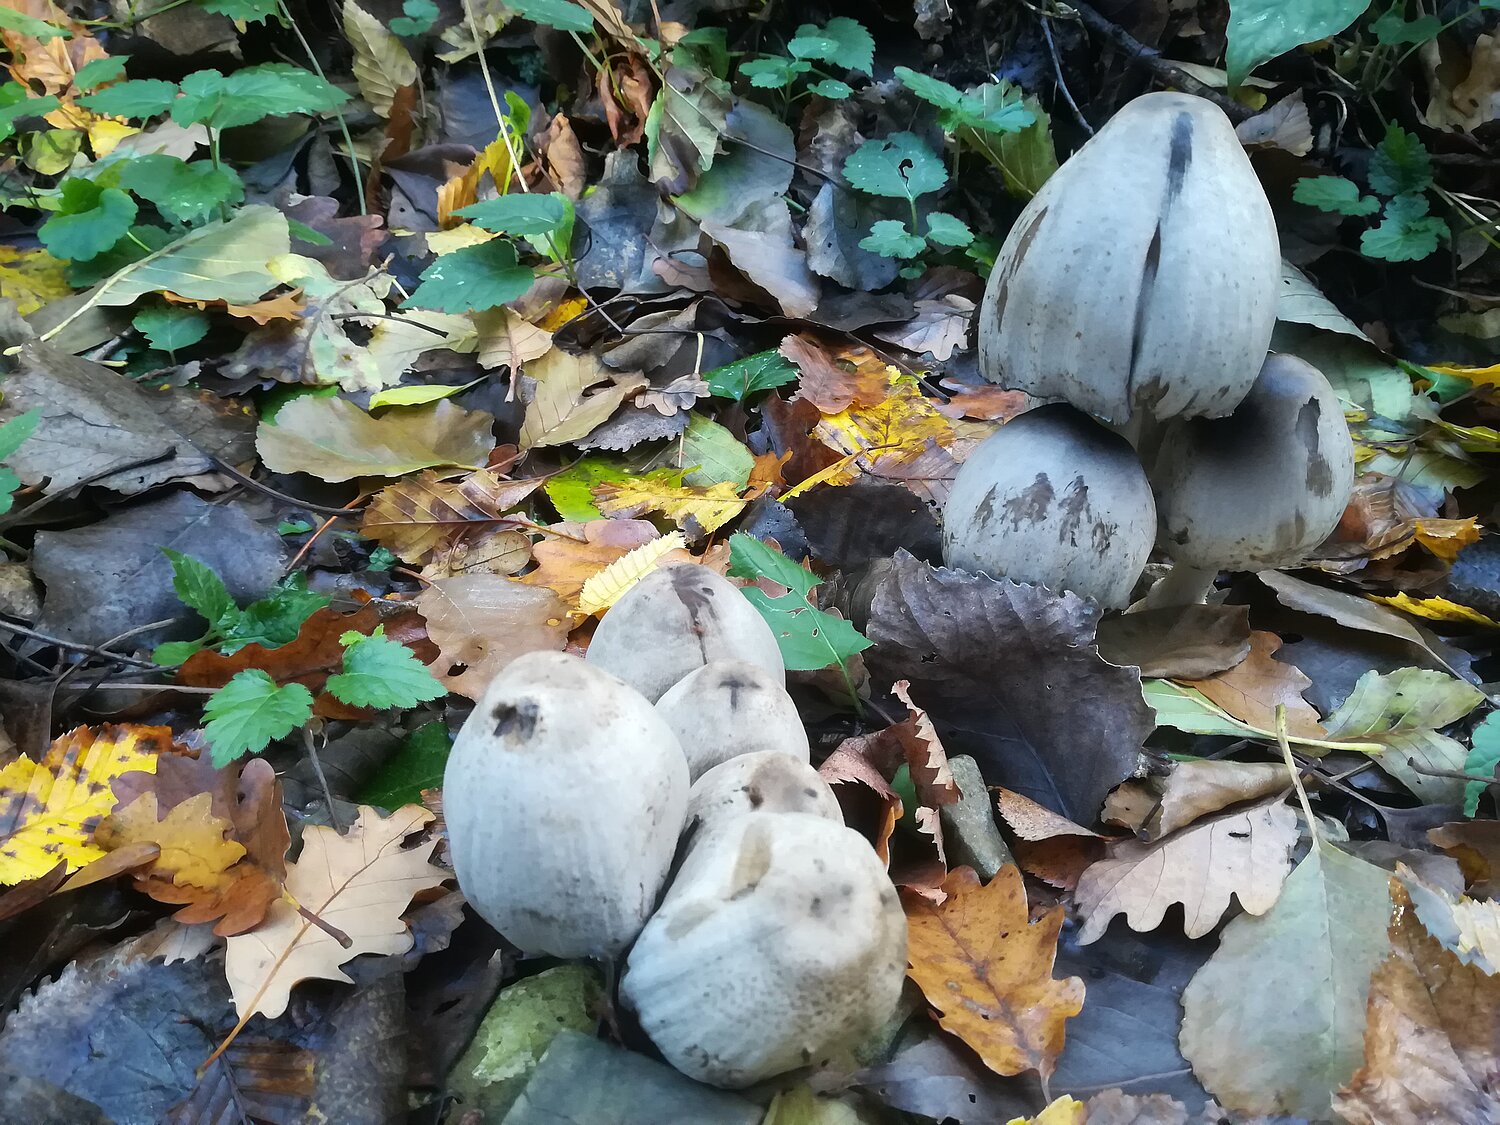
[577,531,689,616]
[223,804,448,1020]
[1102,759,1293,840]
[992,788,1105,889]
[257,397,495,483]
[904,866,1084,1079]
[1333,880,1500,1125]
[0,724,167,884]
[781,335,889,414]
[1073,798,1298,943]
[1180,631,1324,739]
[1398,864,1500,975]
[592,476,746,533]
[1368,592,1500,629]
[418,574,570,699]
[1095,604,1252,680]
[474,307,553,370]
[519,347,648,449]
[96,791,245,889]
[1429,820,1500,898]
[361,470,541,564]
[934,380,1031,422]
[165,1036,315,1125]
[1082,1090,1189,1125]
[519,519,672,606]
[0,245,70,315]
[1004,1096,1086,1125]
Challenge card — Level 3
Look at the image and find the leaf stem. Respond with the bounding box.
[1277,705,1322,852]
[275,0,367,216]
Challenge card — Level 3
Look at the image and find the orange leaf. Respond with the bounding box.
[1180,630,1324,739]
[904,866,1084,1079]
[781,334,891,414]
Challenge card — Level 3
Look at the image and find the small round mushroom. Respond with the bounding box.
[655,660,809,780]
[685,751,842,834]
[442,651,689,959]
[942,404,1157,609]
[586,563,784,702]
[621,811,906,1088]
[1145,352,1356,605]
[978,92,1279,430]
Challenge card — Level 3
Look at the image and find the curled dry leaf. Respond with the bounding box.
[1429,820,1500,898]
[781,334,890,414]
[1073,797,1299,943]
[1399,864,1500,975]
[417,574,570,699]
[904,865,1084,1080]
[1103,759,1293,840]
[992,787,1106,890]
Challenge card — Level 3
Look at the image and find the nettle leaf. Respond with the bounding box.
[172,63,349,129]
[705,349,799,401]
[728,533,871,674]
[1369,124,1433,197]
[72,57,127,92]
[160,547,236,628]
[203,670,314,765]
[221,575,330,652]
[895,67,1033,135]
[1362,192,1447,262]
[1293,175,1381,217]
[739,56,810,89]
[789,17,874,75]
[37,180,137,262]
[1464,712,1500,816]
[390,0,438,35]
[403,239,535,313]
[134,305,210,351]
[119,154,244,224]
[926,211,974,248]
[895,67,967,113]
[458,192,570,236]
[859,219,926,259]
[843,132,947,201]
[326,631,446,710]
[77,78,178,119]
[198,0,280,20]
[0,7,70,40]
[509,0,594,32]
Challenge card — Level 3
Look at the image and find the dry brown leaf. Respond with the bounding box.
[519,519,669,606]
[1073,797,1298,943]
[1095,603,1252,680]
[933,379,1031,422]
[520,347,648,450]
[1333,880,1500,1125]
[165,1037,314,1125]
[819,739,902,865]
[1429,820,1500,898]
[904,866,1084,1079]
[1181,631,1324,739]
[361,469,540,564]
[1102,759,1292,840]
[1083,1089,1190,1125]
[781,335,890,414]
[536,112,587,199]
[993,787,1106,890]
[474,307,552,370]
[223,804,448,1020]
[418,574,570,699]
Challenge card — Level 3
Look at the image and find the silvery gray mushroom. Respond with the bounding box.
[942,404,1157,608]
[621,811,906,1088]
[1145,352,1355,606]
[586,563,784,702]
[656,660,809,780]
[685,751,842,836]
[442,651,689,958]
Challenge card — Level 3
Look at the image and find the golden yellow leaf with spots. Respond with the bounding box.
[0,244,70,315]
[1412,516,1482,564]
[538,295,588,333]
[96,791,246,889]
[808,370,959,504]
[1007,1096,1086,1125]
[578,531,688,616]
[592,478,746,533]
[1370,592,1500,629]
[0,724,168,885]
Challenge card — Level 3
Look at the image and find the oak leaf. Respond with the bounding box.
[96,791,245,889]
[0,724,167,884]
[1073,797,1298,943]
[1180,631,1324,739]
[223,804,448,1019]
[417,574,570,699]
[1102,758,1292,840]
[361,469,541,564]
[904,865,1084,1079]
[519,518,673,606]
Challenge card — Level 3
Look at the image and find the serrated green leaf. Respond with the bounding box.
[160,547,237,629]
[37,181,137,263]
[0,7,69,40]
[510,0,594,32]
[789,17,873,74]
[403,239,535,313]
[704,349,799,401]
[0,409,41,462]
[843,132,947,200]
[808,78,852,99]
[171,63,349,129]
[133,305,210,351]
[739,586,871,672]
[221,576,330,652]
[326,632,446,710]
[72,57,127,92]
[925,211,973,248]
[390,0,438,35]
[1369,124,1433,197]
[457,192,570,236]
[77,78,178,119]
[355,722,451,808]
[1362,192,1446,262]
[152,640,205,667]
[0,90,59,142]
[859,219,926,259]
[1463,712,1500,816]
[1293,175,1381,216]
[118,154,244,225]
[198,0,279,20]
[203,669,314,765]
[894,67,967,112]
[1224,0,1370,88]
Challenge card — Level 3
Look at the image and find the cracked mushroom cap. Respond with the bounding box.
[442,651,689,959]
[685,751,842,836]
[586,563,784,702]
[1150,352,1355,571]
[941,404,1157,608]
[977,91,1279,427]
[621,811,906,1089]
[656,660,810,781]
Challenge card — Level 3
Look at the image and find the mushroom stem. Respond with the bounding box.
[1141,563,1219,609]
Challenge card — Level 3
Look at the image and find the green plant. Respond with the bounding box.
[842,132,971,274]
[0,410,41,517]
[737,17,874,102]
[1294,124,1449,262]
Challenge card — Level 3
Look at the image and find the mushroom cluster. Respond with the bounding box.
[443,563,906,1091]
[948,92,1355,607]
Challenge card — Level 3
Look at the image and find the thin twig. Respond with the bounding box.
[206,455,364,517]
[0,450,178,531]
[1040,14,1094,135]
[0,618,159,669]
[302,727,344,834]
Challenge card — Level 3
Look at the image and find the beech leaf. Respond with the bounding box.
[257,397,496,482]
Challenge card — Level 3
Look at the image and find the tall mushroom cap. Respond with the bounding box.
[621,812,906,1088]
[977,91,1280,427]
[586,563,784,702]
[1151,352,1355,571]
[685,751,842,836]
[942,404,1157,608]
[656,660,810,781]
[442,651,689,959]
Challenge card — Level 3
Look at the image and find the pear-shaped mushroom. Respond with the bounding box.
[621,812,906,1088]
[1146,352,1355,605]
[443,651,689,958]
[978,92,1279,428]
[685,751,842,835]
[942,404,1157,608]
[656,660,809,780]
[586,564,784,702]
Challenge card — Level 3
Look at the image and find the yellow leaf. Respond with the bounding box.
[814,371,955,481]
[1007,1097,1086,1125]
[96,791,246,889]
[539,295,588,332]
[0,244,70,315]
[1369,592,1500,629]
[1412,516,1482,564]
[578,531,688,615]
[1428,362,1500,388]
[592,478,746,533]
[438,136,524,225]
[427,224,496,255]
[0,724,167,885]
[85,117,138,156]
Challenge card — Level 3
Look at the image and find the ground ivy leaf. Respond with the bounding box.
[133,305,210,351]
[859,219,926,259]
[1369,124,1434,197]
[1293,175,1381,216]
[172,63,348,129]
[77,78,178,119]
[808,78,852,99]
[37,182,137,262]
[326,632,446,710]
[390,0,438,35]
[203,670,314,765]
[789,17,874,75]
[1370,8,1443,44]
[843,132,947,200]
[403,239,535,312]
[925,211,974,248]
[198,0,280,20]
[457,192,570,236]
[740,57,809,88]
[1362,193,1446,262]
[508,0,594,32]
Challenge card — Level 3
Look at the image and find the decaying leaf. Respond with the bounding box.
[1094,603,1252,680]
[361,469,541,564]
[592,476,746,533]
[1399,864,1500,975]
[1178,631,1323,737]
[1103,759,1293,840]
[258,397,496,482]
[418,574,570,699]
[904,866,1084,1080]
[519,519,671,607]
[519,348,648,449]
[992,787,1105,890]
